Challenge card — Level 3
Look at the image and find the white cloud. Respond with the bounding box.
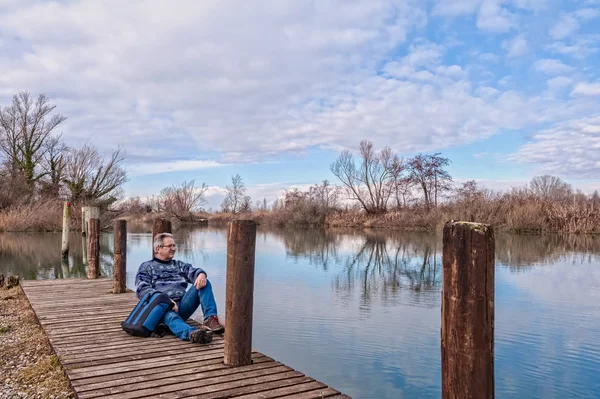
[533,59,574,75]
[571,81,600,96]
[455,178,528,192]
[432,0,482,16]
[502,34,529,58]
[509,116,600,178]
[477,0,515,32]
[127,160,224,176]
[549,8,600,40]
[550,15,580,40]
[204,186,227,198]
[573,7,600,20]
[547,76,573,91]
[432,0,546,32]
[547,36,600,59]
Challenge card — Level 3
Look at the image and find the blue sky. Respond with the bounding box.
[0,0,598,209]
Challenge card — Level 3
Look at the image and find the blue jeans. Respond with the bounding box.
[162,280,218,341]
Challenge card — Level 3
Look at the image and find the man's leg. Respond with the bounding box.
[197,281,224,333]
[178,280,223,333]
[162,310,195,341]
[198,280,218,318]
[163,311,213,344]
[178,281,218,320]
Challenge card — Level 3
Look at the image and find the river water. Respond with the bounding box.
[1,225,599,398]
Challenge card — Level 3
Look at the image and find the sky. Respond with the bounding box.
[0,0,598,209]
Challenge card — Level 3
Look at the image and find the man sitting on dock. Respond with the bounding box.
[135,232,225,344]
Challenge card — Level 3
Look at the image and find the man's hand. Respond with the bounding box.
[194,272,207,289]
[171,299,179,313]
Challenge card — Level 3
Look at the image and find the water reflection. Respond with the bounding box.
[0,232,114,279]
[495,234,600,268]
[3,227,600,291]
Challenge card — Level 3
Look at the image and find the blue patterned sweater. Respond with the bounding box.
[135,258,206,302]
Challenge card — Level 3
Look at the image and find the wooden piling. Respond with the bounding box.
[81,206,100,236]
[87,218,100,279]
[151,218,172,257]
[61,201,71,259]
[113,219,127,293]
[224,220,257,367]
[442,221,495,399]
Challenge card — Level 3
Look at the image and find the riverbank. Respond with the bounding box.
[0,286,73,399]
[0,196,598,234]
[208,203,600,234]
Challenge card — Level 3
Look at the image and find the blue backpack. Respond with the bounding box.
[121,292,174,337]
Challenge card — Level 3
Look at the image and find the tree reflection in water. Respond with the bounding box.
[273,228,442,307]
[271,228,600,308]
[331,231,441,309]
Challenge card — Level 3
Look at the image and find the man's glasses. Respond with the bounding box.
[161,244,177,249]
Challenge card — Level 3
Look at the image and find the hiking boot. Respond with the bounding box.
[189,326,213,344]
[203,315,225,334]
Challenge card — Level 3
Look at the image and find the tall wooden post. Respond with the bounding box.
[442,221,495,399]
[113,219,127,293]
[61,201,71,259]
[224,220,257,367]
[87,218,100,279]
[82,206,100,236]
[152,218,172,257]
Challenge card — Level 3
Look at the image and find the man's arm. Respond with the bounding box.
[135,263,157,299]
[178,261,207,285]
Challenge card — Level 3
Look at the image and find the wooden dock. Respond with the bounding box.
[21,278,349,399]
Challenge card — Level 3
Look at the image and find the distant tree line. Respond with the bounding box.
[118,137,599,233]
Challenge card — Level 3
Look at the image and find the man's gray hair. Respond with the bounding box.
[153,233,173,250]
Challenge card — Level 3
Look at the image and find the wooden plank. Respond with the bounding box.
[173,376,316,399]
[20,279,348,398]
[232,381,328,398]
[71,354,270,387]
[273,388,341,398]
[58,338,198,358]
[74,356,272,391]
[63,333,222,350]
[63,342,226,368]
[79,361,285,398]
[38,314,132,326]
[67,349,227,378]
[62,339,224,363]
[106,370,305,399]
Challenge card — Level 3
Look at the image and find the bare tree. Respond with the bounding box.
[330,140,402,214]
[393,176,412,208]
[456,180,484,202]
[591,190,600,208]
[407,153,452,208]
[0,91,67,195]
[528,175,573,202]
[309,180,340,211]
[40,135,68,197]
[221,174,248,214]
[160,180,208,219]
[62,143,128,205]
